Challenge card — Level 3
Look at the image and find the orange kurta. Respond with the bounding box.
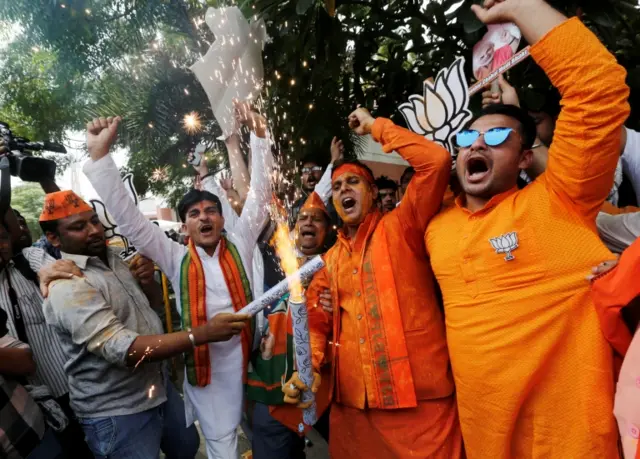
[425,18,629,459]
[307,118,463,458]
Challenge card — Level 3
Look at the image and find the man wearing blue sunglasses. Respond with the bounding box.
[425,0,630,457]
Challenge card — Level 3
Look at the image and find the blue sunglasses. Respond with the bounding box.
[456,127,514,148]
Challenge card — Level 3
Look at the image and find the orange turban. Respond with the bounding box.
[39,190,93,222]
[301,191,328,216]
[333,163,374,185]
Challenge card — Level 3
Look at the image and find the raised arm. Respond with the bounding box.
[314,137,344,205]
[225,133,250,202]
[372,118,450,233]
[233,110,274,247]
[476,0,630,221]
[82,117,185,277]
[194,155,241,232]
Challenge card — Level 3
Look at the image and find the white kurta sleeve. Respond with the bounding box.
[314,163,333,206]
[229,132,273,251]
[596,211,640,254]
[83,155,186,278]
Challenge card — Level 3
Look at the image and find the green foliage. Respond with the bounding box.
[10,183,45,240]
[0,0,639,205]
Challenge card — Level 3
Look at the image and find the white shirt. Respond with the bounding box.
[596,211,640,254]
[83,132,273,440]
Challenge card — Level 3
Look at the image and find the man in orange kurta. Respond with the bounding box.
[284,108,463,458]
[425,1,630,457]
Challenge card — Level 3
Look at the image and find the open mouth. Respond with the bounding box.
[200,224,213,236]
[465,156,490,183]
[300,228,317,239]
[341,197,356,211]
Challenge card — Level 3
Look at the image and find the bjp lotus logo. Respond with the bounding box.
[399,57,472,161]
[489,231,519,261]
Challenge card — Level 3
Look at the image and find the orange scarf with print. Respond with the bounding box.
[180,236,254,387]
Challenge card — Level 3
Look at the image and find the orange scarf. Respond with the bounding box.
[180,236,254,387]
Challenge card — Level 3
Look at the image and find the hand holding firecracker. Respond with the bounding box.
[282,370,321,409]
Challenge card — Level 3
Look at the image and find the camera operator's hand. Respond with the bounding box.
[87,116,121,161]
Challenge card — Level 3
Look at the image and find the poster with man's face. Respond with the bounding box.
[472,23,522,81]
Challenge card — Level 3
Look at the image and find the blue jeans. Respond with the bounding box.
[161,380,200,459]
[80,406,163,459]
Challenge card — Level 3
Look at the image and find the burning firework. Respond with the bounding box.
[183,111,202,134]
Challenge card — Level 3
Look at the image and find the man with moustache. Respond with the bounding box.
[374,176,398,214]
[40,190,248,459]
[247,191,333,459]
[284,108,462,458]
[83,109,272,458]
[425,0,630,457]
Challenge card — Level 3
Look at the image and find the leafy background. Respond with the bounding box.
[0,0,638,208]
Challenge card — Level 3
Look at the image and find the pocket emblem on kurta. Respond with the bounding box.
[489,231,519,261]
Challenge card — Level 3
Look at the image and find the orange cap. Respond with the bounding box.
[301,191,328,216]
[39,190,93,222]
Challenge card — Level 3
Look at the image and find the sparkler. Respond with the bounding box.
[183,111,202,135]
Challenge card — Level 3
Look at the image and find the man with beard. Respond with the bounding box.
[374,176,398,214]
[425,0,629,457]
[247,191,333,459]
[284,108,462,458]
[83,109,272,458]
[40,190,247,459]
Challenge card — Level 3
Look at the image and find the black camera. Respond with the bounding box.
[0,121,67,182]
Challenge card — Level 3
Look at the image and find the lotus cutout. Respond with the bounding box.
[399,57,472,163]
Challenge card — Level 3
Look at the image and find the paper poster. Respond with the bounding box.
[190,7,268,137]
[468,23,529,95]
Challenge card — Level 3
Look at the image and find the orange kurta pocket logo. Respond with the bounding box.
[489,231,519,261]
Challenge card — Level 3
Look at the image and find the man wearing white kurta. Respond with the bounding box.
[83,115,273,459]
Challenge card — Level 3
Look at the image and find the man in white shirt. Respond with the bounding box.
[83,110,273,459]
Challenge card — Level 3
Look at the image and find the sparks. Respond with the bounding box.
[290,79,296,86]
[182,112,202,135]
[308,104,314,110]
[151,167,169,183]
[303,60,308,67]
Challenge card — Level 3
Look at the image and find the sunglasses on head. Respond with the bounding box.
[456,127,515,148]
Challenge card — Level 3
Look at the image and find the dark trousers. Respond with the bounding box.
[252,402,305,459]
[55,393,94,459]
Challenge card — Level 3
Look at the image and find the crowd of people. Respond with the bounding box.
[2,0,640,458]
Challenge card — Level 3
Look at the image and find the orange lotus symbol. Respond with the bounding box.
[489,231,519,261]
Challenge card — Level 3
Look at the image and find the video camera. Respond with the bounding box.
[0,121,67,182]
